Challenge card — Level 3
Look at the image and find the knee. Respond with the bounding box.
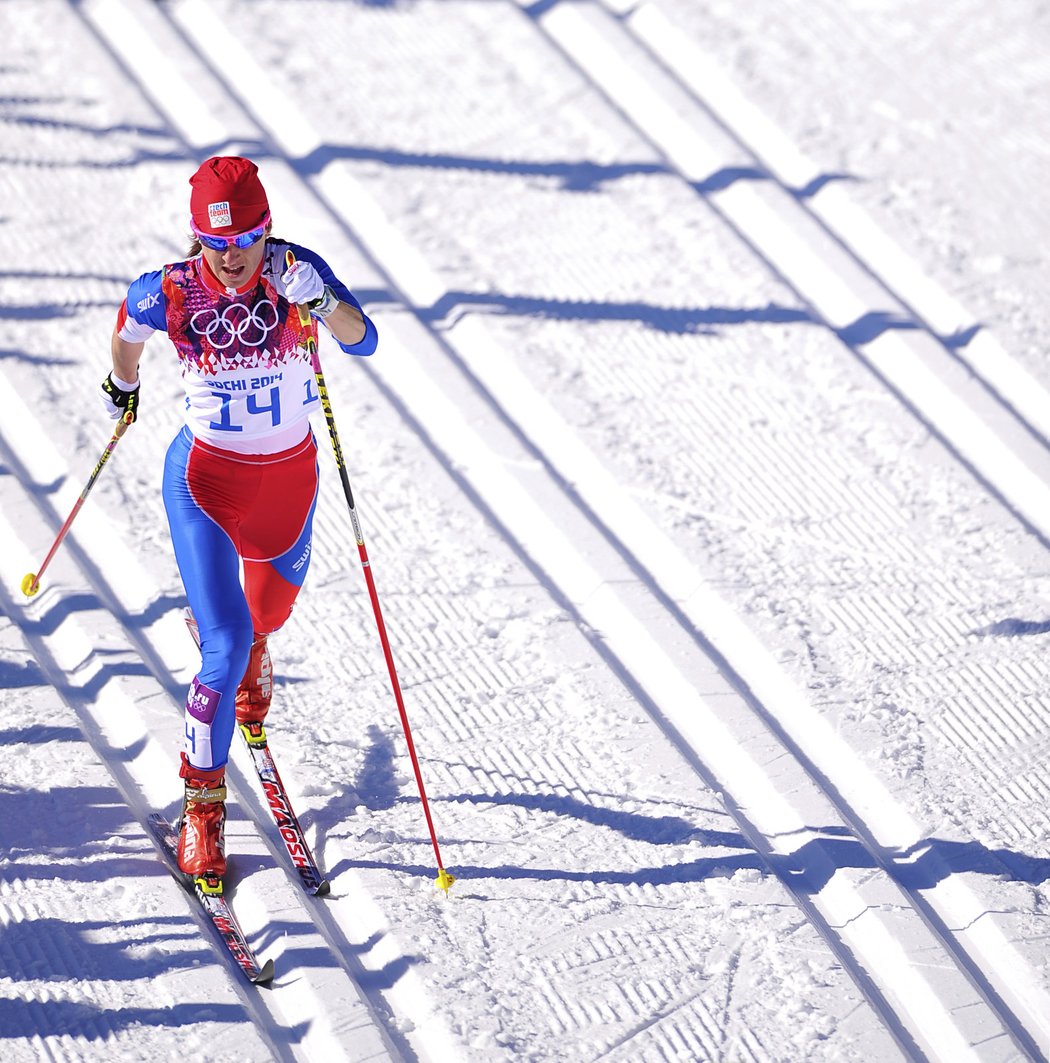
[253,600,293,635]
[199,621,254,689]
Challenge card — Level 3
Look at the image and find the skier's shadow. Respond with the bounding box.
[776,829,1050,895]
[330,830,1050,896]
[314,728,1050,895]
[303,723,400,855]
[315,729,733,847]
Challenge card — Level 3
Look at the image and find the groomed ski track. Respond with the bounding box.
[1,0,1049,1060]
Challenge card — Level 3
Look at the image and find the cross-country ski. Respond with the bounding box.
[147,813,275,987]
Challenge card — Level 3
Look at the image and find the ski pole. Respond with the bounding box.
[21,411,134,598]
[287,251,454,895]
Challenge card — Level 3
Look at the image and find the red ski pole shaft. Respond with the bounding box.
[21,412,134,597]
[285,251,453,893]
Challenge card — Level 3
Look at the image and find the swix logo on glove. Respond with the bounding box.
[207,200,232,228]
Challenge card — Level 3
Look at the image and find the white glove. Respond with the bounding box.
[282,260,338,318]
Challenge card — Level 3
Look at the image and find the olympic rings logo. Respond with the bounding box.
[190,299,279,350]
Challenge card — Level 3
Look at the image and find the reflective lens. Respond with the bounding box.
[192,212,270,252]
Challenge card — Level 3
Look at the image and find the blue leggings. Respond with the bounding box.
[162,428,318,770]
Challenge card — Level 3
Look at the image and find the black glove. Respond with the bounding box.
[100,373,140,422]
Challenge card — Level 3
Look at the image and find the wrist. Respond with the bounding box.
[110,371,139,391]
[308,286,339,320]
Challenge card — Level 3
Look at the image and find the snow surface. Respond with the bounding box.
[2,0,1049,1060]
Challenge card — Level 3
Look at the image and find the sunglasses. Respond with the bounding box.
[191,212,271,252]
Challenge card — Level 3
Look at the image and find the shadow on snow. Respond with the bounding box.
[971,617,1050,637]
[0,997,247,1040]
[330,822,1050,894]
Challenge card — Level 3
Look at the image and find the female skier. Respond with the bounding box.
[103,156,377,879]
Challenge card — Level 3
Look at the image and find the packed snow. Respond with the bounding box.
[1,0,1049,1060]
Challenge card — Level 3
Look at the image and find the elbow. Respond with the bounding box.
[340,318,378,357]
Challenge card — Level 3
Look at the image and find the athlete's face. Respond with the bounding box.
[201,233,267,290]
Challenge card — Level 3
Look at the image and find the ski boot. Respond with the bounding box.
[235,634,272,747]
[177,753,227,880]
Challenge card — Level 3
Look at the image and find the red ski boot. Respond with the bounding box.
[177,753,227,878]
[235,634,272,747]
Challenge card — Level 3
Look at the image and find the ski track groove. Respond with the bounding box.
[0,526,291,1061]
[0,475,413,1062]
[393,6,1050,1058]
[624,0,1050,451]
[0,0,1044,1059]
[555,0,1050,540]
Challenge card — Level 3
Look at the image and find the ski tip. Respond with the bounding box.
[314,878,332,898]
[252,957,276,986]
[436,868,456,895]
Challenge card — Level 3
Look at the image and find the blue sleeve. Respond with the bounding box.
[286,243,377,357]
[125,270,167,330]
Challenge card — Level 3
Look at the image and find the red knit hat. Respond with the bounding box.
[189,156,269,234]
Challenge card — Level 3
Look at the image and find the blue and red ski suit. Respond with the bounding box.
[117,239,376,770]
